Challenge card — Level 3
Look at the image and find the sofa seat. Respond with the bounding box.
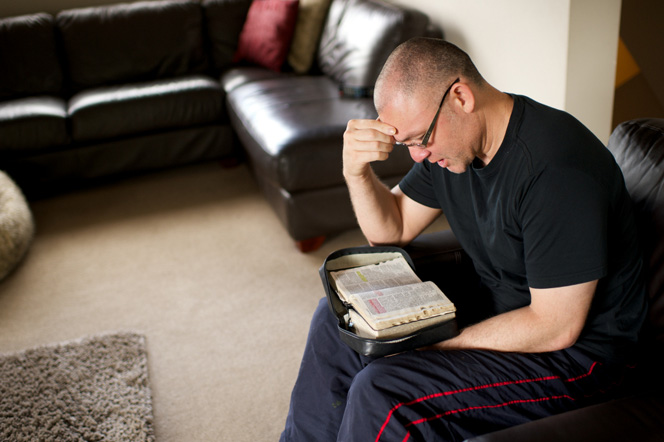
[0,97,68,152]
[225,69,413,193]
[7,125,235,194]
[225,68,414,248]
[69,75,226,142]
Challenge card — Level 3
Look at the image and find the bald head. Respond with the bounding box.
[375,38,485,112]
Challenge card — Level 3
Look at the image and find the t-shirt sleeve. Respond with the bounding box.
[520,167,609,289]
[398,161,441,209]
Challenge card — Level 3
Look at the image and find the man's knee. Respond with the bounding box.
[337,362,398,441]
[345,353,442,411]
[346,361,394,409]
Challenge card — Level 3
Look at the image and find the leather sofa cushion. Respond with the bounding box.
[202,0,252,73]
[7,125,235,197]
[317,0,429,94]
[221,66,295,93]
[0,97,68,152]
[69,75,226,142]
[224,68,413,192]
[607,118,664,343]
[0,13,63,101]
[56,0,208,93]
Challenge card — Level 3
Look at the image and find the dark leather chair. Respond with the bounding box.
[406,118,664,441]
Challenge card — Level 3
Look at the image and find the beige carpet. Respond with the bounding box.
[0,332,154,442]
[0,161,447,442]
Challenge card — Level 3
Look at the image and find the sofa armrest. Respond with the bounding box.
[466,395,664,442]
[405,229,468,266]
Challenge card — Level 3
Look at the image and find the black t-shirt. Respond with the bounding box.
[399,95,647,362]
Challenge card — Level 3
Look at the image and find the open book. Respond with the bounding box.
[329,256,456,339]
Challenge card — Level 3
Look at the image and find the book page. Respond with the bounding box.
[329,255,456,332]
[351,281,455,330]
[331,256,421,300]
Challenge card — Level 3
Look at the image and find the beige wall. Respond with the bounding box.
[387,0,621,144]
[2,0,621,142]
[565,0,622,142]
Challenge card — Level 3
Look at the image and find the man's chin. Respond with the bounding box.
[437,159,467,174]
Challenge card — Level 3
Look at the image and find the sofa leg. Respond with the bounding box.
[295,236,326,253]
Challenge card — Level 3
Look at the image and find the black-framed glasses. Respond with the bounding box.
[394,77,460,148]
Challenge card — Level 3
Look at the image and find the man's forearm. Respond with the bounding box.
[341,118,441,246]
[345,169,406,246]
[432,281,597,353]
[433,307,572,353]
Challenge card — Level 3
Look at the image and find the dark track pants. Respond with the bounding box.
[280,298,630,442]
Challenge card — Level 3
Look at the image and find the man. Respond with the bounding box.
[280,38,647,441]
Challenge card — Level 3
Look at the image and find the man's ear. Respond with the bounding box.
[453,83,475,114]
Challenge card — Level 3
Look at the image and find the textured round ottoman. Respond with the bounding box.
[0,171,34,280]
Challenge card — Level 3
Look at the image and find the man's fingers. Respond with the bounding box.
[343,119,399,177]
[345,119,396,149]
[347,118,396,136]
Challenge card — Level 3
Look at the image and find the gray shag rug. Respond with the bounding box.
[0,332,155,442]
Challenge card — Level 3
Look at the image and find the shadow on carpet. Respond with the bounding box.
[0,332,155,442]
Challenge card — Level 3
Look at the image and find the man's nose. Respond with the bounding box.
[408,146,431,163]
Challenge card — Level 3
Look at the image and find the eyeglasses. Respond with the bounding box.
[394,77,460,148]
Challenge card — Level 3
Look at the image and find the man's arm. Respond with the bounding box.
[343,119,441,246]
[431,280,597,353]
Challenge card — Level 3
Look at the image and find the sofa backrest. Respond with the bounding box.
[56,0,208,93]
[0,13,64,101]
[317,0,430,97]
[201,0,252,74]
[607,118,664,345]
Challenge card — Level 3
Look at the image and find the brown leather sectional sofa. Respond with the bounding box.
[0,0,438,250]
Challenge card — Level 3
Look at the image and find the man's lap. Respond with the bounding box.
[282,298,624,442]
[342,346,608,441]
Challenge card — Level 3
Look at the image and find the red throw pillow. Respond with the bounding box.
[233,0,300,72]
